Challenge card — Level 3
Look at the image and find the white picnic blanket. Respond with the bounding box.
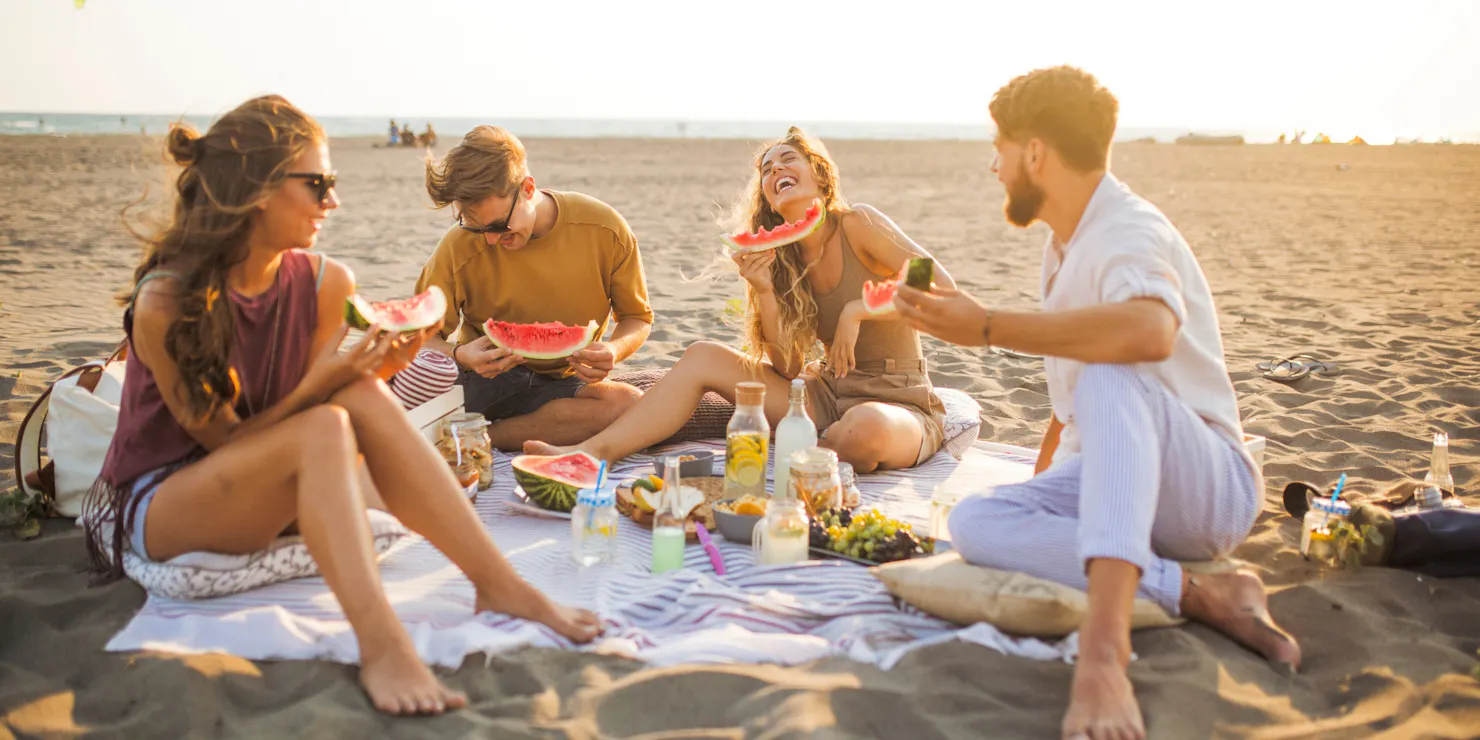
[105,441,1061,668]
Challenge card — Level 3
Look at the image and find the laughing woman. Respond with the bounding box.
[84,95,601,716]
[526,127,954,472]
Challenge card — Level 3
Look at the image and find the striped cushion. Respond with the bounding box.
[390,350,459,410]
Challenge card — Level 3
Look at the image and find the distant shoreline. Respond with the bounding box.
[2,112,1474,146]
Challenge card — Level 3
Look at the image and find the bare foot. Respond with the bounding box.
[359,636,467,716]
[476,586,604,644]
[1062,660,1145,740]
[1180,569,1302,670]
[521,440,575,456]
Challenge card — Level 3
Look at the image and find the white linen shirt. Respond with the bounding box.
[1041,174,1246,466]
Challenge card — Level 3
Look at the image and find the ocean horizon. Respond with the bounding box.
[1,111,1473,146]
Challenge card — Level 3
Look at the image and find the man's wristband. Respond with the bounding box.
[982,309,996,347]
[450,341,466,370]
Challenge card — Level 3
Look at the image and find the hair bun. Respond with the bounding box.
[166,124,203,166]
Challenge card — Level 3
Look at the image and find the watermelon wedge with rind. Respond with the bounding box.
[483,319,600,360]
[511,451,601,513]
[345,286,447,332]
[721,199,826,254]
[861,278,898,315]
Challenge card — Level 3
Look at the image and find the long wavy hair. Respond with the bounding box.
[85,95,323,580]
[125,94,324,422]
[730,127,850,371]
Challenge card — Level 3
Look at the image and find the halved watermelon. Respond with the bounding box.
[721,199,825,253]
[482,319,599,360]
[511,451,601,512]
[862,278,898,315]
[345,286,446,332]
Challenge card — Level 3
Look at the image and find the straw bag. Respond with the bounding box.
[15,342,127,518]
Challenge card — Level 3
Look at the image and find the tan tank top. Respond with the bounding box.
[811,213,923,366]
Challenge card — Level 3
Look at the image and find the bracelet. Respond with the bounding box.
[981,309,996,347]
[450,341,466,369]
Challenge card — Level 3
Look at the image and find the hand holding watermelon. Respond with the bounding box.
[893,284,994,348]
[731,249,777,294]
[568,342,616,382]
[456,335,526,379]
[307,323,398,398]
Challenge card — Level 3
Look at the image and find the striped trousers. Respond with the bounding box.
[948,364,1260,615]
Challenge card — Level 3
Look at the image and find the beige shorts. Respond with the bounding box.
[804,358,947,467]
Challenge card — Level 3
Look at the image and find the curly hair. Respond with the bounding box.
[989,65,1119,172]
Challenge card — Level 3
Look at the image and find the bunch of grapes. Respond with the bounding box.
[809,507,852,548]
[812,508,924,563]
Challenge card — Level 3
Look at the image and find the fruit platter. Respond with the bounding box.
[808,506,935,565]
[613,472,726,543]
[710,496,934,565]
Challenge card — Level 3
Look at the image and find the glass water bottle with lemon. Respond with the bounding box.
[725,382,770,499]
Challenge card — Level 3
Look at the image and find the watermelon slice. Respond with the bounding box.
[482,319,600,360]
[721,199,826,253]
[861,278,898,315]
[511,451,601,513]
[345,286,446,332]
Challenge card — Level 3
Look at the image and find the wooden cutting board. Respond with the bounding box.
[615,476,726,542]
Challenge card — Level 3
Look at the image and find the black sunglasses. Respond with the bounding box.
[285,171,338,204]
[457,186,524,235]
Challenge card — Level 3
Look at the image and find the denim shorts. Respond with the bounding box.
[126,467,173,562]
[458,366,586,421]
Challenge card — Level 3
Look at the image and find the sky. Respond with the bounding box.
[3,0,1479,141]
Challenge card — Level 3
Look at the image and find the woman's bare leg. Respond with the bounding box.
[523,341,794,462]
[328,378,602,643]
[142,405,465,716]
[820,402,926,473]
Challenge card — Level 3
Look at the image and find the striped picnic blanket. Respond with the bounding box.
[105,441,1063,668]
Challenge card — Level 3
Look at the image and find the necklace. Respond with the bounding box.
[240,274,286,419]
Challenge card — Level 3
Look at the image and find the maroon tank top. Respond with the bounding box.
[99,250,321,486]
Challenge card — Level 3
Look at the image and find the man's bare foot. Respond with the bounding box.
[521,440,576,456]
[476,585,604,644]
[1062,660,1145,740]
[359,636,467,716]
[1180,569,1302,670]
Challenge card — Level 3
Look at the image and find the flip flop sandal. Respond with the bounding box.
[1256,353,1323,373]
[1282,481,1322,518]
[1260,359,1313,382]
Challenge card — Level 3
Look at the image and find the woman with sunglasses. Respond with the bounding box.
[84,95,602,716]
[525,127,955,473]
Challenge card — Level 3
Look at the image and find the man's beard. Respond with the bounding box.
[1004,165,1045,227]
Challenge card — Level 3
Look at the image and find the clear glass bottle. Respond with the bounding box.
[754,496,810,565]
[773,379,817,501]
[570,483,618,567]
[1420,431,1453,510]
[725,382,770,500]
[789,447,842,515]
[837,462,862,509]
[652,455,687,573]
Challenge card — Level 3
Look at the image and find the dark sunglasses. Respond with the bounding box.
[284,171,338,204]
[457,186,524,235]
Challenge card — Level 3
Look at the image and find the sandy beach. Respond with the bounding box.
[2,133,1478,738]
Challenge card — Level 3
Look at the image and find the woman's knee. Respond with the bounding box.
[826,406,905,471]
[296,403,357,456]
[679,340,737,368]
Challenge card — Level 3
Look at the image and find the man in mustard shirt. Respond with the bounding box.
[415,126,653,449]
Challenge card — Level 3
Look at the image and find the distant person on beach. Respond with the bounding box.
[84,96,601,716]
[407,125,652,450]
[401,123,416,147]
[892,66,1300,739]
[523,126,957,473]
[387,118,399,146]
[420,122,437,148]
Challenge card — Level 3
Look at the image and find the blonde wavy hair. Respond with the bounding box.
[729,127,850,371]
